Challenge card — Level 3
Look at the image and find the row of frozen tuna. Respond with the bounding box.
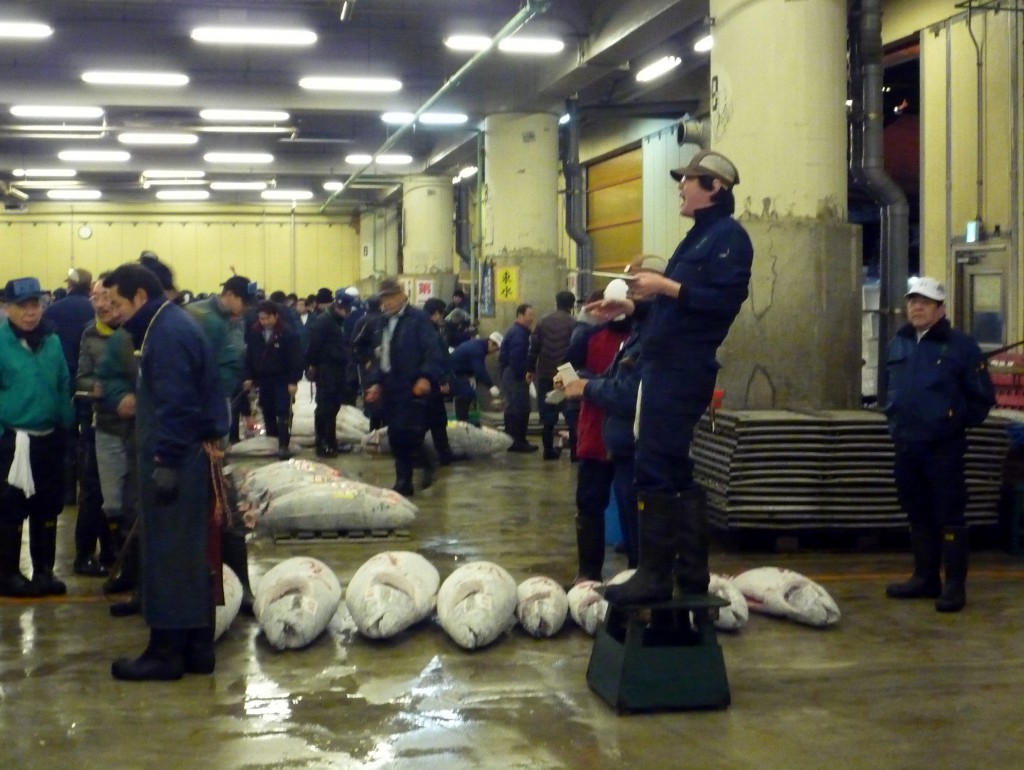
[213,553,842,653]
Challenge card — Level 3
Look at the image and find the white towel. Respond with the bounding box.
[7,431,36,498]
[633,381,642,440]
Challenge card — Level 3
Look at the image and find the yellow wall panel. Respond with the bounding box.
[588,147,642,190]
[588,181,643,229]
[591,222,642,271]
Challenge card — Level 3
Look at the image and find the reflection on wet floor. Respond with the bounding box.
[2,447,1024,769]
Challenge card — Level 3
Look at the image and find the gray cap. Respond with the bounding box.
[670,149,740,188]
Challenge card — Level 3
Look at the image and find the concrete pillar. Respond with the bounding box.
[482,113,563,331]
[401,174,455,274]
[710,0,862,409]
[359,207,399,281]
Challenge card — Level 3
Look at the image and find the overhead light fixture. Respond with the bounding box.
[635,55,682,83]
[191,26,317,46]
[558,113,571,125]
[381,112,415,125]
[261,189,314,201]
[57,149,130,162]
[299,76,402,93]
[12,168,77,178]
[693,34,714,53]
[458,166,478,179]
[444,35,492,52]
[142,169,205,179]
[118,132,198,146]
[0,22,52,39]
[156,190,210,201]
[9,180,80,189]
[199,109,290,122]
[199,126,292,135]
[204,152,274,164]
[210,181,267,191]
[339,1,357,22]
[47,189,102,200]
[345,154,372,165]
[376,154,413,165]
[10,105,105,120]
[418,112,468,125]
[323,181,345,192]
[82,71,189,87]
[140,178,207,187]
[498,37,565,54]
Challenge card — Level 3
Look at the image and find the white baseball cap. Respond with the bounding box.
[488,331,504,346]
[905,276,945,302]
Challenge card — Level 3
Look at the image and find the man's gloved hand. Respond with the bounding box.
[489,386,501,398]
[152,466,180,506]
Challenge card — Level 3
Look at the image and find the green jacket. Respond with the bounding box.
[186,296,245,399]
[0,322,74,436]
[96,327,138,416]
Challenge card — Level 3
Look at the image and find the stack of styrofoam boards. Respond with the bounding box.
[691,409,1009,532]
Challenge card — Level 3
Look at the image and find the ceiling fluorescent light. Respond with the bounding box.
[204,152,273,164]
[0,22,53,39]
[418,112,468,125]
[142,169,205,179]
[156,190,210,201]
[191,27,316,46]
[198,126,292,134]
[694,34,714,53]
[261,189,314,201]
[47,189,102,200]
[458,166,478,179]
[140,178,207,186]
[11,105,105,120]
[375,154,412,165]
[558,113,571,125]
[118,132,198,146]
[635,55,682,83]
[345,154,372,165]
[57,150,130,162]
[339,1,357,22]
[498,37,565,54]
[381,112,415,125]
[82,71,189,87]
[200,109,290,122]
[12,168,77,178]
[10,180,80,189]
[323,181,345,192]
[210,181,267,191]
[444,35,492,52]
[299,76,402,93]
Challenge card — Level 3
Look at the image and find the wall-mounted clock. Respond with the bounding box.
[77,224,92,240]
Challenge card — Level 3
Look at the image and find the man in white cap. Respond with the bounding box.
[883,276,994,613]
[585,149,753,605]
[450,331,503,424]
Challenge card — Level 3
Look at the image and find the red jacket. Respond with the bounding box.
[575,325,630,460]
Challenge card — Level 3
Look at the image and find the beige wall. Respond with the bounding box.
[0,203,359,296]
[883,0,958,42]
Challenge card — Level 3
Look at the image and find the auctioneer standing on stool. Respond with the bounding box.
[587,150,753,605]
[104,264,228,680]
[883,276,994,613]
[0,278,75,597]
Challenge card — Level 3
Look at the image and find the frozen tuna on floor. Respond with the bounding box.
[253,479,418,536]
[566,579,607,636]
[731,567,841,627]
[346,551,440,639]
[215,564,244,641]
[228,436,302,457]
[235,459,342,504]
[254,557,343,650]
[289,406,369,448]
[436,561,518,650]
[709,573,749,631]
[363,421,513,458]
[515,576,569,638]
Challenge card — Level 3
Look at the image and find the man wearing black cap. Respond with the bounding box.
[365,278,446,495]
[883,276,995,613]
[0,277,76,597]
[587,148,754,605]
[306,289,357,457]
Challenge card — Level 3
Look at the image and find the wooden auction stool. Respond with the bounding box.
[586,593,731,713]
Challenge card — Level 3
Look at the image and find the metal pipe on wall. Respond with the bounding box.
[562,98,592,301]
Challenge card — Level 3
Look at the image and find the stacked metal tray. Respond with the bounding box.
[692,409,1009,531]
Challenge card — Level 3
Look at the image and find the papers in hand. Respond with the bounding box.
[591,270,637,281]
[555,363,579,384]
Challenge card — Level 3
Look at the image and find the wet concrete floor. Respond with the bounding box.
[2,444,1023,770]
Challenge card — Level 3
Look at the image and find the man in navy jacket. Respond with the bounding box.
[883,276,994,612]
[499,304,537,452]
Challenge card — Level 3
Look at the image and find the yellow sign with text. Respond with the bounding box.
[495,265,519,303]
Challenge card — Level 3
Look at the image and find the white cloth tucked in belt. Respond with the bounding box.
[633,382,642,440]
[7,430,36,498]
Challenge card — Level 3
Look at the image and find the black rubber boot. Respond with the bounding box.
[393,457,415,497]
[935,527,968,613]
[28,518,67,596]
[603,492,678,605]
[419,447,437,490]
[103,519,140,595]
[314,410,337,458]
[572,515,605,584]
[184,625,216,675]
[541,425,559,460]
[507,414,538,453]
[0,521,37,598]
[111,628,187,681]
[674,487,710,594]
[886,527,942,599]
[276,417,292,460]
[221,528,254,616]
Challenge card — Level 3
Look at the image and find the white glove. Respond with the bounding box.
[489,386,500,398]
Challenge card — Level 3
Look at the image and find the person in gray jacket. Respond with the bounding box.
[527,291,576,459]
